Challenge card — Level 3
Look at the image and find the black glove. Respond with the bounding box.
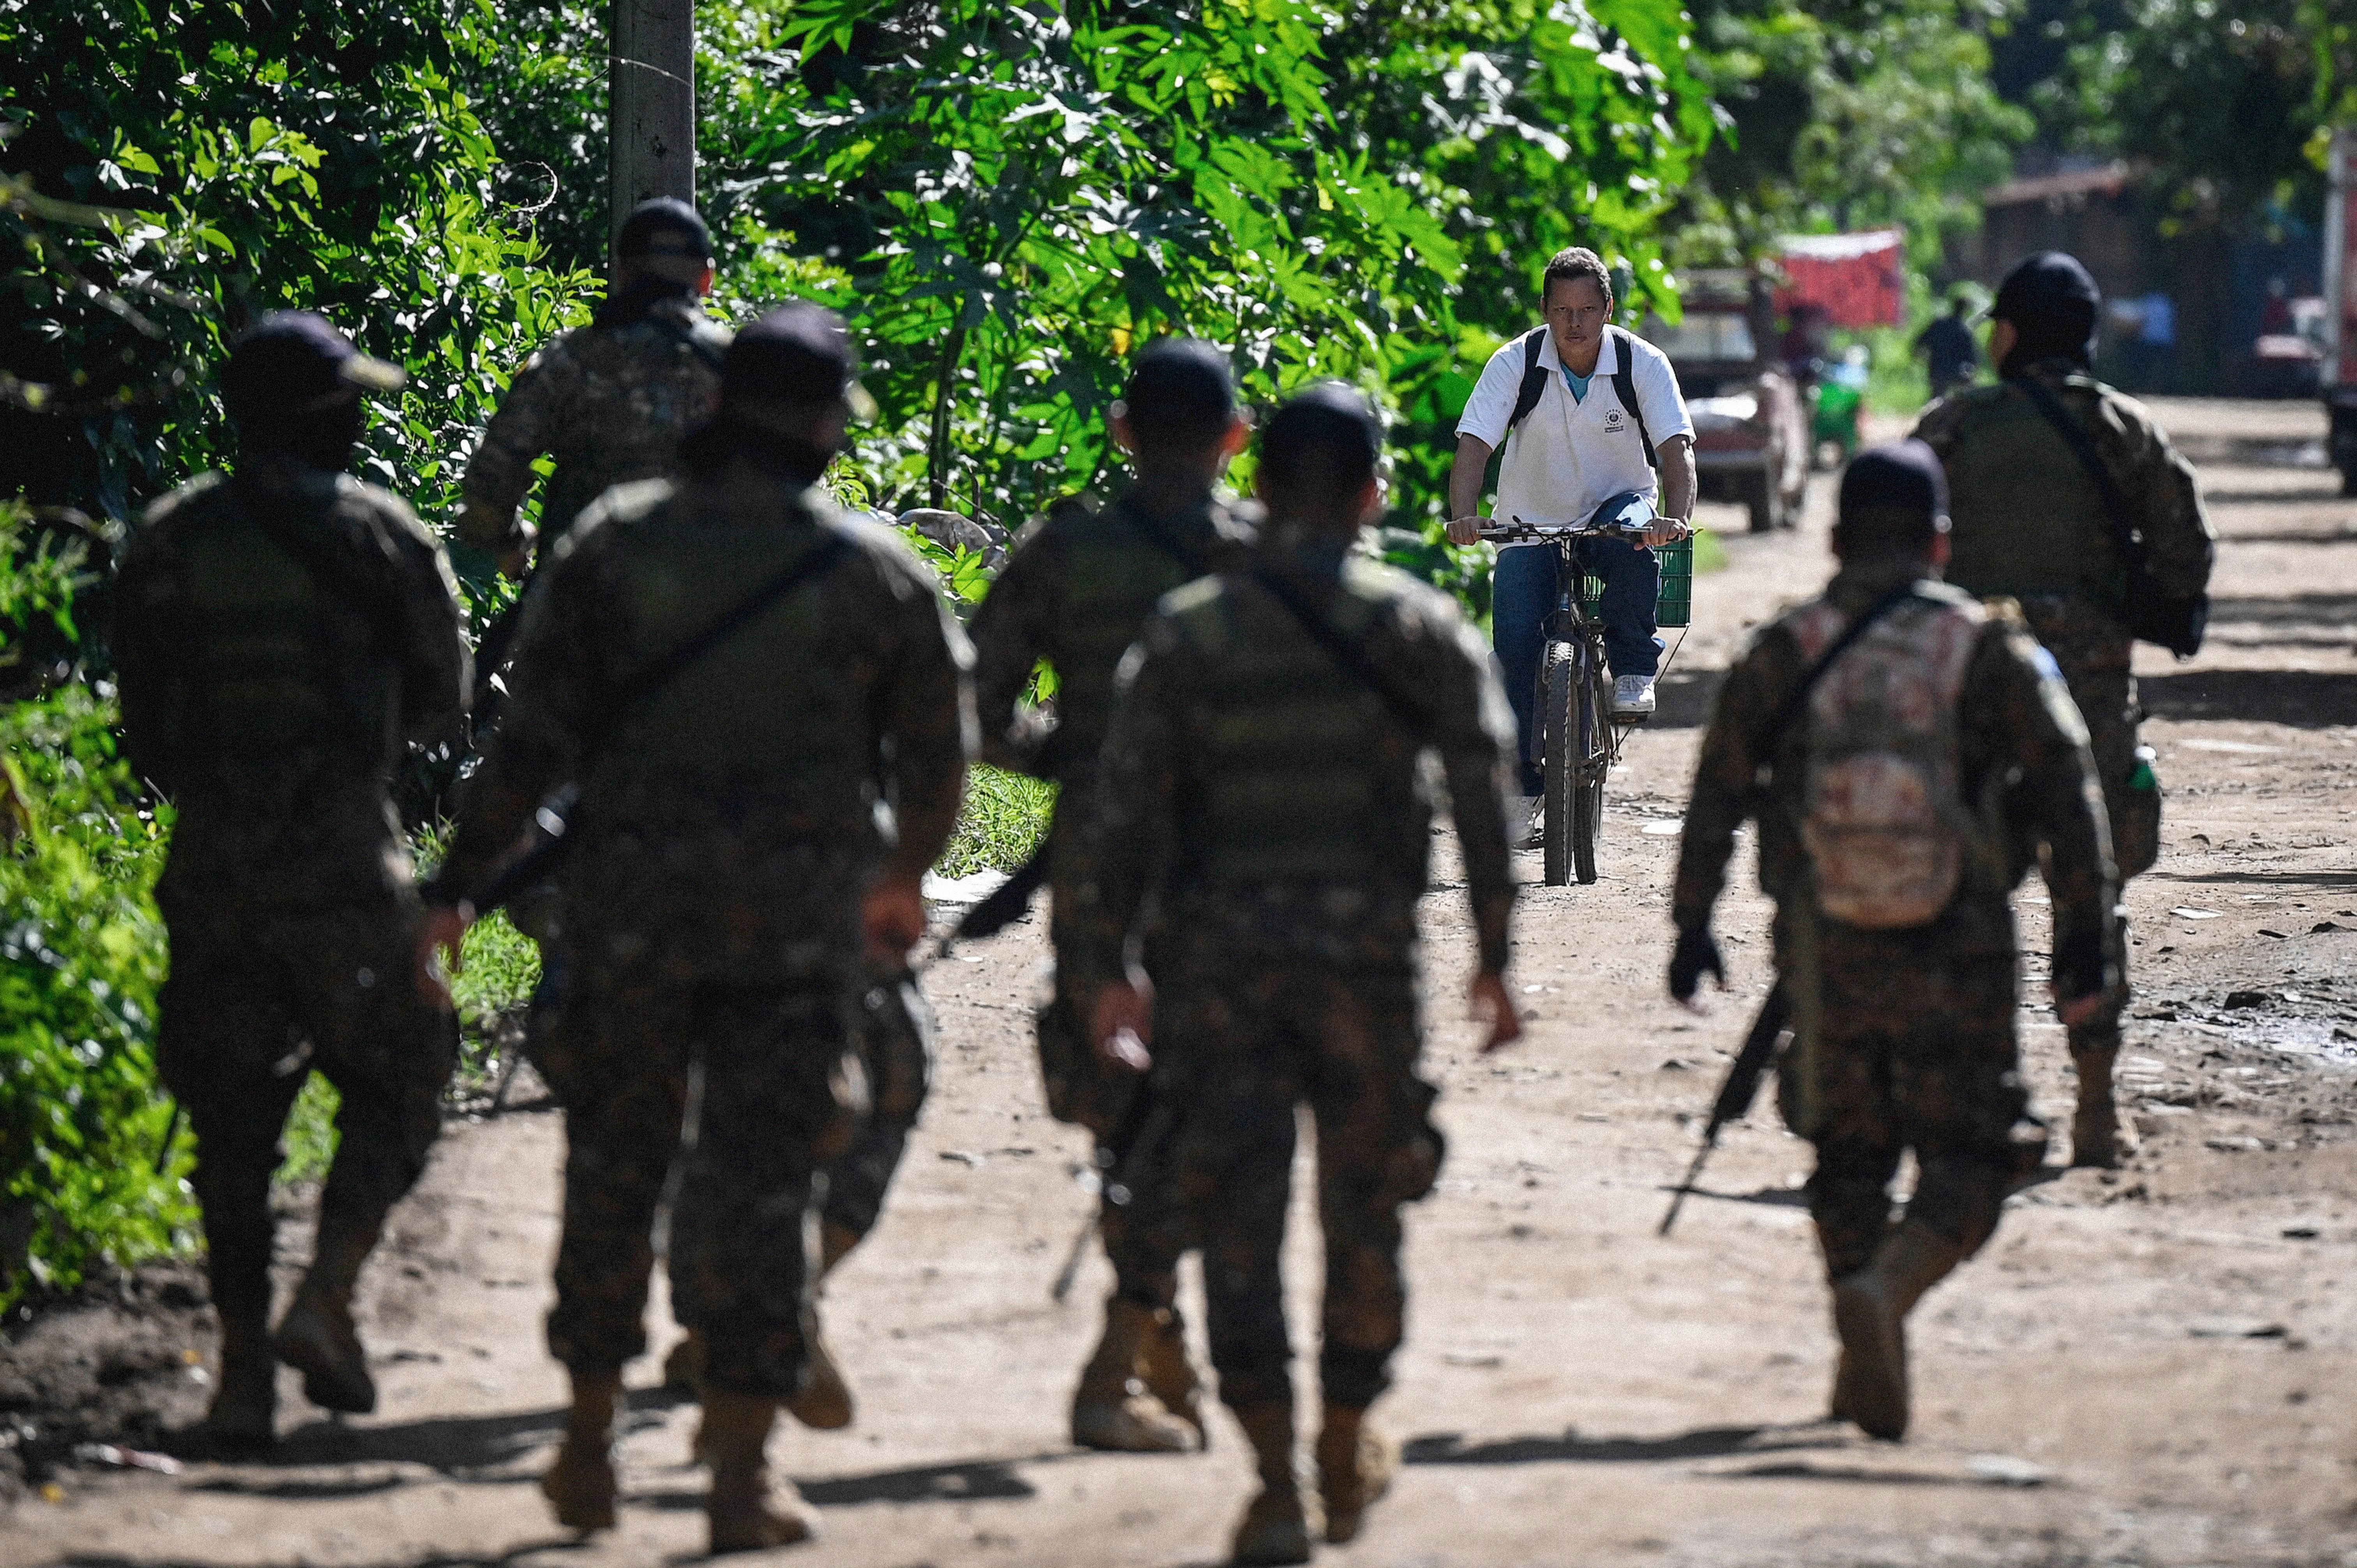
[1668,923,1725,1003]
[2051,920,2118,1014]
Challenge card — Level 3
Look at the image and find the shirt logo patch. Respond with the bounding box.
[1603,409,1625,431]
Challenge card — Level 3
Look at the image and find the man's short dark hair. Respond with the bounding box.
[1121,338,1235,447]
[1260,383,1383,498]
[1542,247,1613,306]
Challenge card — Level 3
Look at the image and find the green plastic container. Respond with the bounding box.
[1580,537,1694,629]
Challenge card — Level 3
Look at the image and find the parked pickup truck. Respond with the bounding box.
[1641,270,1809,532]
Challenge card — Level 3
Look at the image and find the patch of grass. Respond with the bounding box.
[937,765,1055,877]
[276,1074,341,1187]
[1691,527,1730,575]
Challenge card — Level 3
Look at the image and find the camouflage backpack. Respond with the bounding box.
[1788,592,1988,929]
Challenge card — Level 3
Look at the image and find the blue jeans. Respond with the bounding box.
[1491,537,1661,794]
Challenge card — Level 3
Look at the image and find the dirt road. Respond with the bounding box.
[7,397,2355,1568]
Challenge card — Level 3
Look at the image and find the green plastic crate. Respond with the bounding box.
[1579,536,1694,629]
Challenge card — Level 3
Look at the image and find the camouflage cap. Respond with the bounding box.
[723,303,874,417]
[617,197,712,261]
[221,311,406,420]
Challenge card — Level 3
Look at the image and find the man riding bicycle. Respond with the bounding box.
[1449,247,1697,832]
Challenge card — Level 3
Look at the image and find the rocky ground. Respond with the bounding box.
[4,396,2353,1567]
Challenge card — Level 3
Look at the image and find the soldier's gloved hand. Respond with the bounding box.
[1668,922,1725,1005]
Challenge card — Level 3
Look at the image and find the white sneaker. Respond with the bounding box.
[1613,674,1657,719]
[1512,795,1543,850]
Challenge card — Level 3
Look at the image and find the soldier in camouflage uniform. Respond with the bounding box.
[425,307,972,1552]
[1067,387,1521,1563]
[112,313,470,1445]
[1670,442,2120,1443]
[1913,251,2216,1168]
[966,339,1256,1454]
[452,197,730,576]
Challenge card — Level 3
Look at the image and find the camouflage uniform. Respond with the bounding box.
[1673,563,2119,1279]
[1063,526,1518,1417]
[455,293,729,558]
[432,466,972,1397]
[1914,359,2214,1068]
[966,479,1254,1308]
[112,456,468,1382]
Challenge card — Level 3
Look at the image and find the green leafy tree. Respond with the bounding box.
[1675,0,2032,266]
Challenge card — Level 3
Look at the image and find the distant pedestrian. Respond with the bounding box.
[966,339,1258,1456]
[1913,293,1979,401]
[1069,385,1521,1562]
[1913,252,2216,1167]
[113,313,469,1446]
[1670,441,2119,1441]
[426,306,972,1552]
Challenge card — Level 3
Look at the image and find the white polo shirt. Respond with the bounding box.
[1457,327,1692,539]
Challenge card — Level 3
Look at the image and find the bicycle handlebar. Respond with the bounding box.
[1480,514,1693,543]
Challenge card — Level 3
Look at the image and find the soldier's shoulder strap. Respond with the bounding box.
[1240,565,1429,738]
[1760,582,1940,748]
[231,473,409,656]
[1110,492,1214,579]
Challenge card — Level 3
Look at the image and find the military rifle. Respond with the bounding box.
[1657,982,1790,1236]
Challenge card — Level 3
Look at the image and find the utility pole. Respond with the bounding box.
[609,0,695,265]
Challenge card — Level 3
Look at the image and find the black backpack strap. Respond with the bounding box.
[1505,327,1550,434]
[1760,583,1932,753]
[648,308,730,374]
[1245,567,1429,737]
[1607,326,1659,472]
[1114,493,1214,579]
[465,523,856,913]
[602,529,853,730]
[2005,373,2138,570]
[235,477,410,656]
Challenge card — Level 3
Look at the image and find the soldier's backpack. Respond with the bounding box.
[1785,591,1988,929]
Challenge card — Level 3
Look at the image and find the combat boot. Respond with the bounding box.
[1136,1304,1206,1446]
[1230,1402,1315,1566]
[789,1317,853,1430]
[541,1371,620,1533]
[784,1223,863,1431]
[2070,1045,2132,1169]
[1829,1219,1967,1441]
[270,1285,375,1414]
[1071,1296,1197,1452]
[1315,1403,1396,1544]
[203,1314,277,1448]
[703,1391,818,1552]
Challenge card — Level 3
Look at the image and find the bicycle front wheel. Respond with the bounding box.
[1541,643,1578,887]
[1571,644,1607,885]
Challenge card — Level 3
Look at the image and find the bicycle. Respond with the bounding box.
[1483,493,1691,887]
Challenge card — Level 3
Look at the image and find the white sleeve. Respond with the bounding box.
[1455,338,1529,449]
[1632,340,1694,444]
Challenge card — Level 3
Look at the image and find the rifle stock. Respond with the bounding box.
[1658,980,1790,1236]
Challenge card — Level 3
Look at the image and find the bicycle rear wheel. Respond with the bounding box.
[1571,641,1608,885]
[1541,643,1578,886]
